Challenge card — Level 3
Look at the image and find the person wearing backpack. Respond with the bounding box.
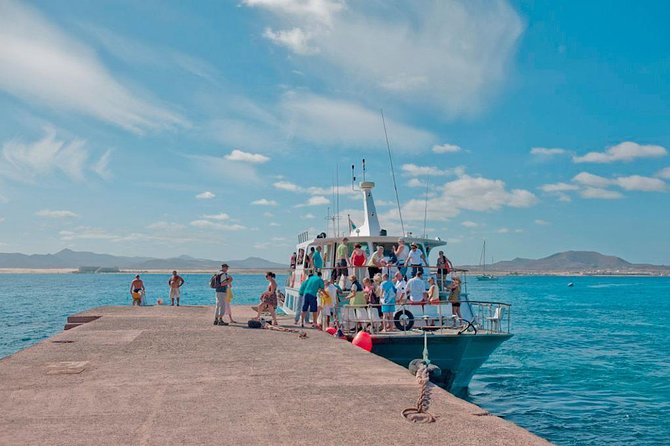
[211,264,232,325]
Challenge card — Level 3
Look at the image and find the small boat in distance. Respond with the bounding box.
[477,240,498,281]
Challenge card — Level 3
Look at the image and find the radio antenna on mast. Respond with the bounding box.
[422,180,429,238]
[381,109,405,235]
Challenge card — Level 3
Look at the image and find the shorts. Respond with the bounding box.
[302,293,318,312]
[450,301,461,307]
[170,288,180,299]
[381,304,395,314]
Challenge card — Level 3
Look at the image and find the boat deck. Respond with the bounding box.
[0,305,548,446]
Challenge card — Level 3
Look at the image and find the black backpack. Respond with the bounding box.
[209,273,220,289]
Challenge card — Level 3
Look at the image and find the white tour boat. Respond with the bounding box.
[281,179,512,395]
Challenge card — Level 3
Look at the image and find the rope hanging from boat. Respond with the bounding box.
[402,363,436,423]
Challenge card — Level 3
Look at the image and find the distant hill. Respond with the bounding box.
[464,250,670,273]
[0,249,285,270]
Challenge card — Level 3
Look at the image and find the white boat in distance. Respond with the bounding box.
[281,179,512,395]
[477,240,498,281]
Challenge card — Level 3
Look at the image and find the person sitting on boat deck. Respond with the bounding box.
[393,271,407,304]
[448,276,462,321]
[436,250,453,290]
[427,276,440,304]
[380,273,397,332]
[406,270,427,304]
[130,275,145,306]
[346,274,366,331]
[350,243,367,283]
[394,239,409,278]
[300,271,324,328]
[367,245,385,279]
[408,243,428,278]
[333,237,350,282]
[312,245,323,273]
[254,272,278,326]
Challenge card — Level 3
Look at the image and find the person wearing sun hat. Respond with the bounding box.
[407,242,427,278]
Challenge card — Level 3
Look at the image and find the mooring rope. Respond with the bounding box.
[261,320,308,339]
[401,363,436,423]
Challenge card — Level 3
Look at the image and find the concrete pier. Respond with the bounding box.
[0,305,551,445]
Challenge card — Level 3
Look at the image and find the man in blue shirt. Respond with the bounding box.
[300,271,324,328]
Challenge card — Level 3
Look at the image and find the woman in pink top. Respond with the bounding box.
[350,243,367,283]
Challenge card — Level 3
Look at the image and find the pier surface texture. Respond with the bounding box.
[0,306,550,446]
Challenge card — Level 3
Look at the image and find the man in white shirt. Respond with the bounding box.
[407,243,428,278]
[406,270,427,303]
[393,272,407,303]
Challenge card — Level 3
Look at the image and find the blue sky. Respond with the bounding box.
[0,0,668,265]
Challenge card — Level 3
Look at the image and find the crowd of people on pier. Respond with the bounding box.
[126,236,461,331]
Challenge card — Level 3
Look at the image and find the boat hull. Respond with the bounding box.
[369,332,512,396]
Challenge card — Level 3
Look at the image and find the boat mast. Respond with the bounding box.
[381,109,405,236]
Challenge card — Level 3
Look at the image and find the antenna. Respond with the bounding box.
[381,109,405,235]
[422,180,429,238]
[336,164,340,237]
[362,158,366,182]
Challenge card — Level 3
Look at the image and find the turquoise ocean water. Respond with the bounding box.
[1,273,668,445]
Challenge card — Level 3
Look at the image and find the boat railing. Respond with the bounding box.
[334,300,511,336]
[286,265,468,293]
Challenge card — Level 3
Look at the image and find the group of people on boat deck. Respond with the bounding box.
[287,268,462,331]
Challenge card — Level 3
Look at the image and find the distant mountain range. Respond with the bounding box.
[463,251,670,273]
[0,249,286,270]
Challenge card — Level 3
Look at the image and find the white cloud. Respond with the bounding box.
[497,228,510,234]
[195,191,215,200]
[245,1,523,117]
[279,93,434,151]
[273,180,358,196]
[252,198,278,206]
[401,164,454,177]
[92,149,112,180]
[263,211,275,218]
[0,1,186,133]
[461,221,478,228]
[432,143,462,154]
[189,220,246,231]
[657,167,670,179]
[614,175,666,192]
[304,213,316,219]
[202,213,231,221]
[572,172,612,188]
[406,178,426,188]
[263,27,318,55]
[530,147,567,156]
[269,222,281,227]
[534,219,549,225]
[539,182,580,193]
[580,188,623,200]
[273,180,301,192]
[295,195,330,207]
[36,209,78,218]
[0,128,109,183]
[189,154,262,184]
[146,221,185,231]
[392,174,537,223]
[225,149,270,164]
[573,142,667,164]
